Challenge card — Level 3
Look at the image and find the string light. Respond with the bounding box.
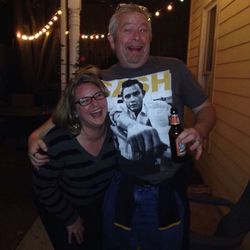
[16,10,62,41]
[155,10,161,17]
[81,33,105,40]
[16,0,185,42]
[166,3,173,12]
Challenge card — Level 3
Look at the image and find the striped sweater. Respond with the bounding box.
[33,126,117,226]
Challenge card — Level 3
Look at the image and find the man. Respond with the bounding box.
[111,78,172,163]
[111,79,149,160]
[100,5,215,249]
[28,3,216,250]
[120,79,145,118]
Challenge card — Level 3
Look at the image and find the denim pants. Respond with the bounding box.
[103,173,184,250]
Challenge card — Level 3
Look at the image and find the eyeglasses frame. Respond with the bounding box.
[74,91,107,106]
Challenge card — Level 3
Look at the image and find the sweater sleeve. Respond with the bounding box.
[32,132,79,226]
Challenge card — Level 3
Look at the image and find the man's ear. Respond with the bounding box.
[108,33,115,51]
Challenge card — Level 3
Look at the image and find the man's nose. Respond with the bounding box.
[132,30,140,40]
[129,95,137,102]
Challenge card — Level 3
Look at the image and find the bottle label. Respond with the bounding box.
[176,142,186,157]
[170,114,180,125]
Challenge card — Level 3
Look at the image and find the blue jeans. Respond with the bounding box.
[103,173,184,250]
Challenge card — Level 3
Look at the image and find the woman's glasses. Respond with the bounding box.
[74,91,107,106]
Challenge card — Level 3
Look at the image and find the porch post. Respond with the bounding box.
[60,0,67,92]
[68,0,81,79]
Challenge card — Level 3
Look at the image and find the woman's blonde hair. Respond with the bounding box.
[52,65,108,135]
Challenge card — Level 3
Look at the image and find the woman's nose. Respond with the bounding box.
[90,97,99,106]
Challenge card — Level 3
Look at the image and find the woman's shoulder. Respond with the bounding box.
[44,126,73,146]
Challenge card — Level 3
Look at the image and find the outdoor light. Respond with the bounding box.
[166,3,173,11]
[155,10,160,17]
[21,35,28,40]
[16,3,185,43]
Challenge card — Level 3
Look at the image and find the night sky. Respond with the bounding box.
[0,1,14,46]
[0,0,190,99]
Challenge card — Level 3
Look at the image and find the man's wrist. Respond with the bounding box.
[193,125,206,141]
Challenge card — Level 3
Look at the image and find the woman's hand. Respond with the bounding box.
[67,217,85,245]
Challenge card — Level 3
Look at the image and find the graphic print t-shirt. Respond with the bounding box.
[102,56,207,184]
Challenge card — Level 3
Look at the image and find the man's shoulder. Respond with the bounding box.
[149,56,184,66]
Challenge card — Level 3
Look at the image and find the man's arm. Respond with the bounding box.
[177,99,216,160]
[28,117,55,168]
[192,99,216,139]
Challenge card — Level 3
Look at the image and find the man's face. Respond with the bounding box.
[123,84,144,114]
[108,12,151,68]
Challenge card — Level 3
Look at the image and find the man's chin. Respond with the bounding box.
[125,55,146,65]
[127,57,142,64]
[130,108,139,113]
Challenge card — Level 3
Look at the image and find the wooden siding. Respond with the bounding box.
[187,0,250,204]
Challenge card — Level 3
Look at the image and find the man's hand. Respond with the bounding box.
[67,217,85,245]
[180,98,216,160]
[28,135,49,169]
[27,118,54,169]
[127,124,162,159]
[176,128,203,160]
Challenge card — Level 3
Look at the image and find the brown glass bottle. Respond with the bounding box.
[169,107,186,162]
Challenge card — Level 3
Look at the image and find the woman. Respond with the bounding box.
[32,66,117,250]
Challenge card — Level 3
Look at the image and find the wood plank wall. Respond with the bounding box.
[186,0,250,202]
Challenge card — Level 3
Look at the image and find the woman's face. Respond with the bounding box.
[74,83,108,129]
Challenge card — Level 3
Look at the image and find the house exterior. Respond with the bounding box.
[186,0,250,203]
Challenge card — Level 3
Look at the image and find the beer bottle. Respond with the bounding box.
[169,107,186,162]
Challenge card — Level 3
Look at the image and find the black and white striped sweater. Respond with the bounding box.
[33,126,117,226]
